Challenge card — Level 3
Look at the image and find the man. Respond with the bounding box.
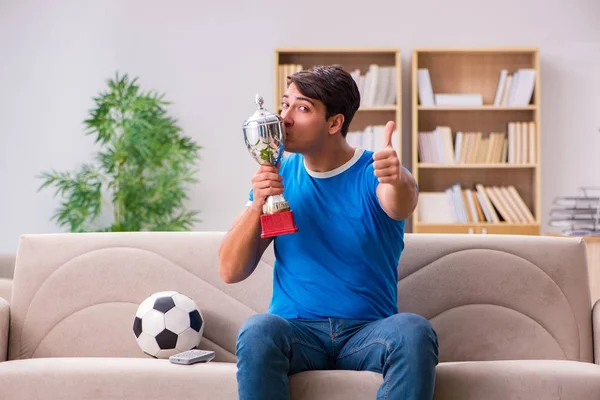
[218,64,438,400]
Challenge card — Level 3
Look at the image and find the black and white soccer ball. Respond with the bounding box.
[133,291,204,359]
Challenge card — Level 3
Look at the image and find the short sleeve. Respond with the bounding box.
[247,188,254,207]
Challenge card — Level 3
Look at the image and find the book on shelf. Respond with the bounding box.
[350,64,397,107]
[493,68,536,106]
[418,183,535,224]
[417,69,434,106]
[418,122,536,164]
[278,64,303,99]
[434,94,483,106]
[347,125,396,151]
[417,67,536,106]
[279,63,397,107]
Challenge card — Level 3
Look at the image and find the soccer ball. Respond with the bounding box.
[133,291,204,359]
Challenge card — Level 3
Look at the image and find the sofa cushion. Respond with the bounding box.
[0,358,239,400]
[434,360,600,400]
[289,360,600,400]
[1,357,599,399]
[289,369,382,399]
[0,357,382,400]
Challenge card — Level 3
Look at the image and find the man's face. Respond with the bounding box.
[280,83,330,154]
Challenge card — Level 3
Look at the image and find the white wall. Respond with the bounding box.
[1,0,599,252]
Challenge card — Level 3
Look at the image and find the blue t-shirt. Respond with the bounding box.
[249,149,406,321]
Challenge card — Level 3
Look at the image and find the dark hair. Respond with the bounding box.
[288,65,360,137]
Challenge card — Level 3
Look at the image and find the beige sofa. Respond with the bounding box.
[0,253,14,302]
[0,231,599,399]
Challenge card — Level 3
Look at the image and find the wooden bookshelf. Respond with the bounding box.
[275,48,402,157]
[411,47,541,235]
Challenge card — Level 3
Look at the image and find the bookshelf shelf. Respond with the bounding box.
[418,163,536,169]
[275,48,402,156]
[418,106,537,111]
[417,222,540,235]
[419,222,539,227]
[357,106,397,112]
[411,47,541,235]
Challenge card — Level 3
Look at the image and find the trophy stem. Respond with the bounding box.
[263,194,291,215]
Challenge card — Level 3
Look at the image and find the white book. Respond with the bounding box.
[513,69,536,106]
[361,70,373,107]
[417,133,428,163]
[346,130,362,148]
[452,183,467,223]
[493,70,508,106]
[454,132,464,163]
[437,126,455,164]
[434,94,483,106]
[476,191,492,222]
[507,71,520,106]
[507,122,516,164]
[433,128,445,164]
[371,125,387,151]
[358,75,366,100]
[445,188,460,222]
[528,121,536,163]
[385,67,397,105]
[417,69,435,106]
[362,126,374,151]
[418,192,455,223]
[465,189,480,222]
[366,64,379,106]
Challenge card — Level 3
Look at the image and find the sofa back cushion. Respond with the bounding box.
[397,234,593,363]
[8,232,272,362]
[8,232,593,364]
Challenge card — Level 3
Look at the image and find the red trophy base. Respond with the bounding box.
[260,210,299,238]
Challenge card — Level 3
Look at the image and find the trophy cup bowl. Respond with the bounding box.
[242,94,298,238]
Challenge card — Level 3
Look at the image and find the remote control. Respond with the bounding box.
[169,349,216,365]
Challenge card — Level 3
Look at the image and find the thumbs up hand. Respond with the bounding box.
[373,121,402,185]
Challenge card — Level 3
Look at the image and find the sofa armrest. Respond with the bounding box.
[594,299,600,365]
[0,297,8,362]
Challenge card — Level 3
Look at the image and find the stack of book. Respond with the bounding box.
[346,125,395,151]
[418,123,536,165]
[349,64,397,107]
[549,187,600,236]
[418,183,535,224]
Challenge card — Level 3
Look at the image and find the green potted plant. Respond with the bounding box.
[38,72,201,232]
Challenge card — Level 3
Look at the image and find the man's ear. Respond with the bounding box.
[328,114,344,135]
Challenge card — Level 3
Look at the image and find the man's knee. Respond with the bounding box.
[386,313,438,350]
[236,313,290,349]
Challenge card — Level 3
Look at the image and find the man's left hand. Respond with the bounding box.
[373,121,402,185]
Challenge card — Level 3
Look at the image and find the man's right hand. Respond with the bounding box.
[250,164,283,213]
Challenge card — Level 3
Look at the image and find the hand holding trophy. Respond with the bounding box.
[243,94,298,238]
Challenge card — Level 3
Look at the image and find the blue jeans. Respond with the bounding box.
[236,313,439,400]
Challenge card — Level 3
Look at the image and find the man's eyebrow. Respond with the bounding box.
[296,96,315,106]
[281,94,315,106]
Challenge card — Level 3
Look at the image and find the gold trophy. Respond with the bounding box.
[242,94,298,238]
